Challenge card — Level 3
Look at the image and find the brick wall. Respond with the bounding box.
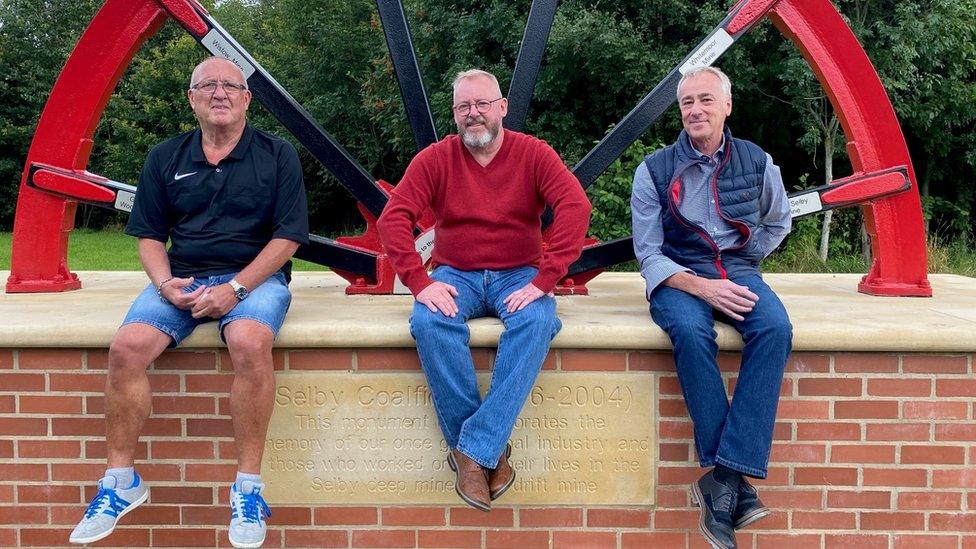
[0,348,974,548]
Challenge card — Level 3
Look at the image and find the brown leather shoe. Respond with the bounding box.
[488,443,515,500]
[447,449,491,512]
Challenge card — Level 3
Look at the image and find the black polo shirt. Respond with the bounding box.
[125,124,309,281]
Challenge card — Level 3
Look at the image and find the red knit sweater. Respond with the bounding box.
[377,130,592,296]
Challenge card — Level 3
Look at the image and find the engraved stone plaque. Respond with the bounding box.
[263,372,654,505]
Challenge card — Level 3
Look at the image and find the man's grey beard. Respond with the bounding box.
[459,117,499,149]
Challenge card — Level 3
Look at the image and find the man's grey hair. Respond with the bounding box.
[676,66,732,100]
[452,69,501,94]
[189,56,248,89]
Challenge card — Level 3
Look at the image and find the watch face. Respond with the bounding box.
[235,287,248,300]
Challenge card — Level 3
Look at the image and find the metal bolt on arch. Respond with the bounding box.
[7,0,931,297]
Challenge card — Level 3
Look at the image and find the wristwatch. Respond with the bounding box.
[228,279,249,301]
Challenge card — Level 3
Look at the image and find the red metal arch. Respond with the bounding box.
[7,0,931,296]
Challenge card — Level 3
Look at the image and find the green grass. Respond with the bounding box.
[0,229,972,276]
[0,229,327,271]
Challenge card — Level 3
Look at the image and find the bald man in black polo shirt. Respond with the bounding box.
[70,57,307,549]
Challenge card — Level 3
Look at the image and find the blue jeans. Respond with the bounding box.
[650,274,792,478]
[121,271,292,348]
[410,266,561,468]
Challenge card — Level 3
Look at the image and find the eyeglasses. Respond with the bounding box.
[190,80,248,95]
[453,98,503,115]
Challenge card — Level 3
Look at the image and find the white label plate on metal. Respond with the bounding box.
[393,228,436,295]
[201,29,256,79]
[679,28,734,75]
[789,191,824,217]
[115,190,135,213]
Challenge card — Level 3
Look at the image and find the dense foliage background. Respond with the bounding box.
[1,0,974,265]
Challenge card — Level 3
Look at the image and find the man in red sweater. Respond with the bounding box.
[377,69,591,511]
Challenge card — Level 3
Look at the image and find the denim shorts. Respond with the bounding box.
[121,271,292,348]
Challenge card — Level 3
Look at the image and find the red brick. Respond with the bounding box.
[868,378,932,397]
[561,350,626,371]
[825,534,889,549]
[769,443,826,463]
[352,529,415,548]
[653,509,698,528]
[289,349,353,370]
[539,350,556,371]
[786,353,830,373]
[0,350,12,368]
[776,400,829,419]
[791,511,856,529]
[897,491,962,511]
[657,466,704,485]
[186,417,233,437]
[152,394,216,415]
[313,506,378,525]
[903,354,969,374]
[932,469,976,488]
[866,422,930,441]
[219,348,285,371]
[904,401,969,419]
[826,490,891,509]
[83,440,147,460]
[486,530,550,549]
[148,374,181,392]
[830,444,895,464]
[863,468,928,487]
[150,485,214,504]
[659,419,694,439]
[418,529,481,548]
[357,348,421,370]
[18,485,81,504]
[184,373,233,393]
[894,535,963,549]
[656,487,690,507]
[0,417,47,436]
[901,445,965,464]
[623,533,688,548]
[19,394,84,414]
[0,440,11,458]
[0,506,48,524]
[659,377,682,395]
[552,531,616,549]
[0,485,11,502]
[19,528,71,547]
[184,463,237,481]
[936,378,976,397]
[0,394,13,413]
[935,424,976,441]
[381,506,445,526]
[659,442,691,461]
[285,529,349,548]
[50,417,101,436]
[19,440,80,459]
[520,507,582,527]
[587,508,650,528]
[49,372,105,392]
[150,528,216,547]
[153,349,216,370]
[760,489,824,510]
[835,400,899,419]
[794,467,857,486]
[757,534,823,548]
[717,352,742,372]
[450,507,513,527]
[659,398,688,417]
[796,423,861,441]
[797,378,861,396]
[930,513,976,532]
[0,463,48,481]
[19,349,82,369]
[628,351,674,371]
[86,350,108,370]
[861,511,925,530]
[0,529,14,548]
[834,353,898,373]
[0,372,46,391]
[151,440,215,460]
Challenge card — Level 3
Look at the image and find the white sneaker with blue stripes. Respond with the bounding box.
[228,480,272,548]
[69,472,149,544]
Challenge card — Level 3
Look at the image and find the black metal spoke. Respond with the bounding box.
[176,10,390,218]
[375,0,439,151]
[505,0,558,132]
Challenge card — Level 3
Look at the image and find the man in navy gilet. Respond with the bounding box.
[631,66,792,549]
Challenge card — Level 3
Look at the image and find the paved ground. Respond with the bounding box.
[2,272,973,351]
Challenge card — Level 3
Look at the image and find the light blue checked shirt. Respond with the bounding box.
[631,138,791,297]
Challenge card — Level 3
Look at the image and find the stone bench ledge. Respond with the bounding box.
[2,271,974,352]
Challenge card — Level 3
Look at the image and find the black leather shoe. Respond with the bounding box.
[733,479,769,529]
[690,471,738,549]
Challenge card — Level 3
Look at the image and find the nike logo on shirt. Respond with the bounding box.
[174,171,198,181]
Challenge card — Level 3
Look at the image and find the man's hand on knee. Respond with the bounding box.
[503,283,546,313]
[695,278,759,321]
[417,281,459,317]
[160,277,205,310]
[190,284,238,319]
